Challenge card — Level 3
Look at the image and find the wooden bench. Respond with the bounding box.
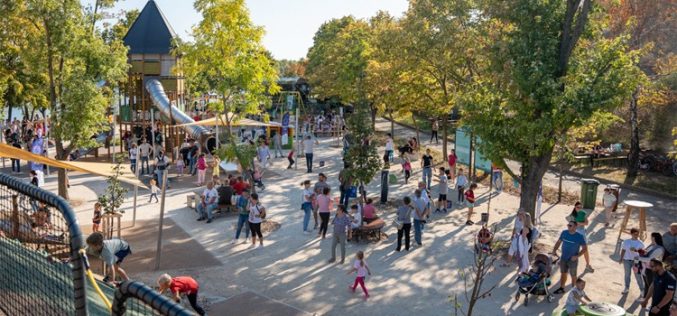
[353,218,386,242]
[592,156,627,168]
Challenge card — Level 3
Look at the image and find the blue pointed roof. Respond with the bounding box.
[123,0,177,54]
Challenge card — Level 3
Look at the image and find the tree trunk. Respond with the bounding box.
[411,114,420,149]
[627,88,640,177]
[442,117,448,159]
[370,104,376,130]
[558,163,564,203]
[519,150,554,219]
[55,138,70,199]
[388,110,394,137]
[6,104,12,123]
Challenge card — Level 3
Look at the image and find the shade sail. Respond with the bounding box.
[0,143,146,188]
[173,114,282,128]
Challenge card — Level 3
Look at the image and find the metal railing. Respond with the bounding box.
[112,281,192,316]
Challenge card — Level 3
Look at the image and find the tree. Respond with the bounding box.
[343,104,382,202]
[101,9,140,44]
[97,154,128,214]
[177,0,279,140]
[276,58,307,78]
[22,0,128,199]
[463,0,643,217]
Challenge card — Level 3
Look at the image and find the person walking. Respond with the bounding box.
[347,250,371,300]
[384,133,394,163]
[317,187,332,239]
[637,232,666,298]
[602,188,618,227]
[396,196,413,251]
[640,259,676,316]
[552,221,588,294]
[232,190,251,244]
[257,142,271,169]
[338,165,353,208]
[465,183,477,225]
[435,167,449,213]
[421,149,434,190]
[619,228,645,295]
[272,131,284,158]
[402,157,412,184]
[129,143,138,174]
[448,150,457,179]
[139,139,152,175]
[313,173,330,229]
[155,150,169,188]
[157,274,206,316]
[568,202,595,273]
[412,189,428,246]
[328,205,351,264]
[303,135,314,173]
[248,193,266,248]
[301,181,314,234]
[430,119,439,144]
[456,168,468,204]
[148,179,159,203]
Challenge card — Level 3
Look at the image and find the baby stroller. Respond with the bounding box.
[515,253,558,306]
[251,168,265,191]
[474,225,493,254]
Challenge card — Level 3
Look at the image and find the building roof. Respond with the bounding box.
[123,0,177,55]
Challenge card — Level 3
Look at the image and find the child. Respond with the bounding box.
[196,153,207,186]
[149,179,159,203]
[212,155,221,178]
[347,250,371,299]
[157,274,205,316]
[402,158,412,184]
[86,232,131,283]
[287,149,295,169]
[175,153,185,176]
[92,202,102,232]
[435,167,448,213]
[456,169,468,203]
[465,183,477,225]
[565,278,591,315]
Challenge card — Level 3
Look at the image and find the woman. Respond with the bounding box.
[504,210,531,267]
[301,180,314,234]
[362,198,377,223]
[569,202,595,273]
[248,193,265,248]
[316,187,332,239]
[637,232,665,297]
[396,197,413,252]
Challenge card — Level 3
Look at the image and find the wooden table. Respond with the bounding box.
[617,200,652,241]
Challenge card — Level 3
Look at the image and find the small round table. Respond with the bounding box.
[579,302,627,316]
[617,200,653,241]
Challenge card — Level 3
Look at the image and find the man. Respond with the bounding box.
[196,182,218,224]
[384,133,394,163]
[303,135,314,173]
[417,182,431,217]
[619,228,645,294]
[217,181,234,207]
[430,119,439,144]
[9,130,22,174]
[338,165,353,208]
[138,139,152,175]
[602,188,617,227]
[412,189,428,246]
[421,149,433,189]
[552,221,588,294]
[435,167,449,213]
[664,223,677,270]
[641,259,676,316]
[272,131,283,158]
[155,150,169,188]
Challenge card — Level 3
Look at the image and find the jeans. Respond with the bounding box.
[422,167,432,189]
[140,156,150,174]
[623,260,643,291]
[130,159,137,174]
[305,153,313,172]
[197,203,216,220]
[397,223,411,251]
[319,212,330,237]
[339,189,351,208]
[302,202,312,231]
[413,219,424,245]
[155,169,165,188]
[330,234,347,261]
[235,214,250,239]
[186,292,206,316]
[457,186,465,203]
[149,193,158,203]
[190,156,197,175]
[11,159,20,172]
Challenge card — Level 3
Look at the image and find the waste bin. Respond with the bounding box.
[581,179,600,210]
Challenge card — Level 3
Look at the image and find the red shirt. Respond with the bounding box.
[233,181,250,195]
[448,154,457,166]
[363,204,376,219]
[170,276,199,295]
[465,190,475,203]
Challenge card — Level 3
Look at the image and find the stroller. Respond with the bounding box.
[474,225,493,254]
[251,168,265,191]
[515,253,558,306]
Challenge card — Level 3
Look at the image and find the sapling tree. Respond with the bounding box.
[98,154,128,214]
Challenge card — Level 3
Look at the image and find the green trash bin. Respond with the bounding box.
[581,178,600,210]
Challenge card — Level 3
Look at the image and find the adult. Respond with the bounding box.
[217,181,233,207]
[232,176,250,195]
[10,130,21,174]
[316,187,332,239]
[421,148,434,190]
[362,198,377,223]
[157,274,206,316]
[384,133,394,163]
[303,135,314,173]
[619,228,645,295]
[435,167,449,213]
[491,163,503,192]
[272,131,283,158]
[412,189,428,246]
[408,137,418,153]
[338,165,353,208]
[396,196,413,252]
[638,232,666,298]
[232,190,251,243]
[602,188,618,227]
[248,193,265,248]
[430,119,439,144]
[129,143,138,174]
[138,139,152,175]
[448,149,457,179]
[155,150,169,188]
[196,182,218,224]
[664,223,677,268]
[552,221,588,294]
[313,173,330,229]
[641,259,676,316]
[328,205,352,264]
[301,180,314,234]
[257,141,271,169]
[464,183,477,225]
[456,168,468,203]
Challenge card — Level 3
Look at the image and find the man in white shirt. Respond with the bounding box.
[384,133,394,163]
[303,135,314,173]
[197,182,219,223]
[602,188,617,227]
[619,228,644,294]
[435,168,449,213]
[138,139,153,175]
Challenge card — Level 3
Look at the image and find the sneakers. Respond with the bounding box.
[621,288,629,294]
[303,230,310,235]
[465,220,474,225]
[328,258,336,263]
[206,219,212,223]
[585,265,595,273]
[554,288,565,294]
[231,239,238,244]
[197,217,205,221]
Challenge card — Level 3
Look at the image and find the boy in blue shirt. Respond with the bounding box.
[551,221,587,294]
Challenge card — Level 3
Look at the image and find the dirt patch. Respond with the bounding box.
[261,220,281,234]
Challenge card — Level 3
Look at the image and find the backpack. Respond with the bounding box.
[256,205,266,219]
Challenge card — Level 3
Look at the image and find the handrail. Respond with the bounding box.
[112,281,193,316]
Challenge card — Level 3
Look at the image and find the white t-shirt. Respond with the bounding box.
[621,238,644,260]
[438,175,448,195]
[351,210,362,228]
[129,148,138,160]
[420,189,430,205]
[302,188,313,203]
[566,287,586,307]
[354,259,369,277]
[202,188,218,204]
[248,204,263,224]
[385,138,394,151]
[603,193,617,208]
[303,139,314,154]
[139,143,152,157]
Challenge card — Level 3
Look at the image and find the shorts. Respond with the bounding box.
[466,201,475,208]
[565,303,579,314]
[559,258,578,275]
[114,247,132,264]
[438,194,447,201]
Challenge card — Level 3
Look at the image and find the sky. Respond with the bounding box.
[85,0,409,60]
